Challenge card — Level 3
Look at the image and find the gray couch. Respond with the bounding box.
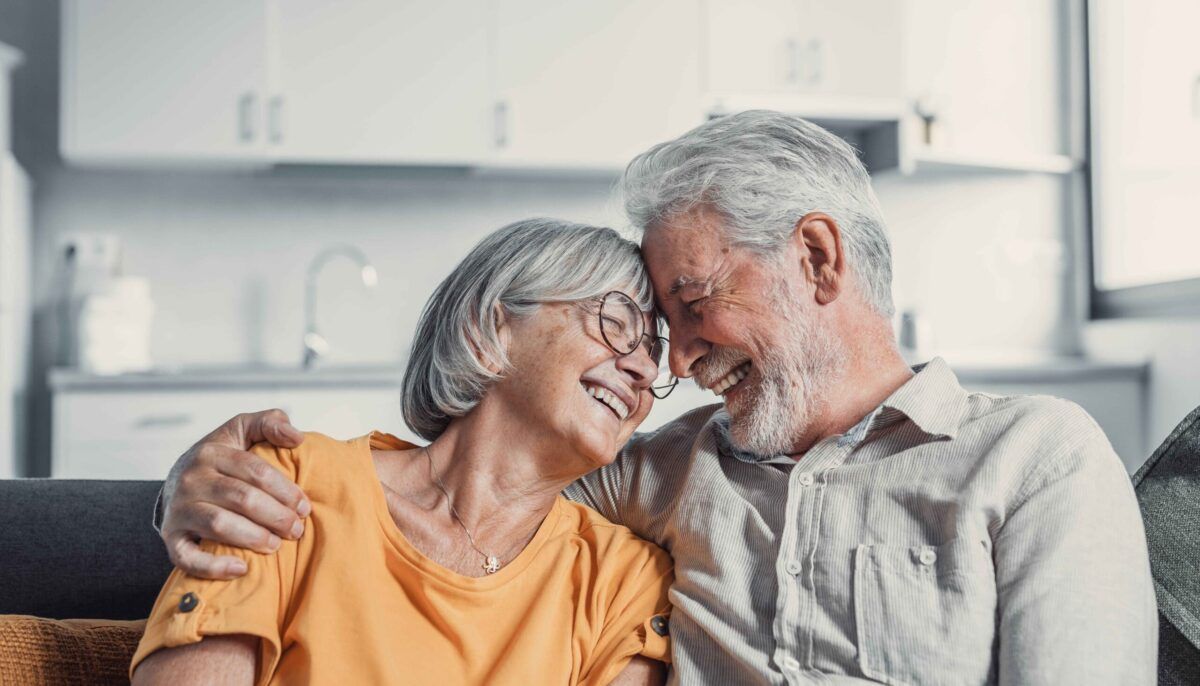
[2,408,1199,682]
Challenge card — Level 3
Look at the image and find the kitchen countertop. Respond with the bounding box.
[49,364,404,391]
[49,354,1148,392]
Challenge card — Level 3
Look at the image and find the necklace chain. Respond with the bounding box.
[423,447,502,574]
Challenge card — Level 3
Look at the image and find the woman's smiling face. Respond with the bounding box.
[487,293,659,471]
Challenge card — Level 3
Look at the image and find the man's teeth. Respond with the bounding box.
[583,384,629,420]
[710,362,751,396]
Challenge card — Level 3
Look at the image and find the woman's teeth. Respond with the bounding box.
[582,383,629,420]
[711,362,751,396]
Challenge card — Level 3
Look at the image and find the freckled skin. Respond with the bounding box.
[485,298,658,474]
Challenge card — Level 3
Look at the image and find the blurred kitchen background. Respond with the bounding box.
[0,0,1197,480]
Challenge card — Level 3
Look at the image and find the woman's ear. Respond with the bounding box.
[485,303,510,375]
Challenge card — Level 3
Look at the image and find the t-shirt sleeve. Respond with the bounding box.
[580,530,675,686]
[130,443,301,685]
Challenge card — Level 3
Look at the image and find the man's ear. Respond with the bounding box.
[791,212,845,305]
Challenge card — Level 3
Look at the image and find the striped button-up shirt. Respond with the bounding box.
[566,358,1157,685]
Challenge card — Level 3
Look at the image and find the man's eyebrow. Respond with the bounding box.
[668,276,699,296]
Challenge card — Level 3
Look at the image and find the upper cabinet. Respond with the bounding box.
[268,0,492,165]
[493,0,702,168]
[62,0,269,163]
[705,0,906,102]
[61,0,921,170]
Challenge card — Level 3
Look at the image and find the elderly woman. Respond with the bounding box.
[131,219,678,686]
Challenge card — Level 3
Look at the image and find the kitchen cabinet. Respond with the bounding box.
[268,0,492,164]
[492,0,703,168]
[61,0,269,163]
[50,367,410,479]
[705,0,905,102]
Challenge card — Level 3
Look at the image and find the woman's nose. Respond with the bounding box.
[615,344,657,389]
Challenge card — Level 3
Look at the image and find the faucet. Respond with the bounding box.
[303,244,377,369]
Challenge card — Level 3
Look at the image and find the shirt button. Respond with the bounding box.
[797,472,815,487]
[918,549,937,566]
[785,560,802,575]
[178,592,199,613]
[782,656,801,672]
[649,615,670,637]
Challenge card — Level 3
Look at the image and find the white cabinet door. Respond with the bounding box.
[493,0,703,167]
[62,0,269,163]
[802,0,905,98]
[706,0,905,99]
[53,389,279,479]
[706,0,805,94]
[268,0,492,165]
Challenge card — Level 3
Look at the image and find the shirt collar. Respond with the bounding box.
[877,357,969,440]
[710,356,969,463]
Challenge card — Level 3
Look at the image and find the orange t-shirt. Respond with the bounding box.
[132,432,673,685]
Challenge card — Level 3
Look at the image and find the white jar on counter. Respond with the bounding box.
[77,276,155,375]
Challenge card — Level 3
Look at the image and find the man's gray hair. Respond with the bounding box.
[402,218,653,440]
[621,110,894,316]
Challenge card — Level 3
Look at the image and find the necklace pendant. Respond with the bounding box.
[482,555,501,574]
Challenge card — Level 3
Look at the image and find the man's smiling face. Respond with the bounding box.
[641,206,845,455]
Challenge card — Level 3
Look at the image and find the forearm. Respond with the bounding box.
[132,635,258,686]
[607,656,667,686]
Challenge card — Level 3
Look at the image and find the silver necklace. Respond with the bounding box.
[423,447,502,575]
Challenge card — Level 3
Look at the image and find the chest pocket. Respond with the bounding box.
[853,537,998,686]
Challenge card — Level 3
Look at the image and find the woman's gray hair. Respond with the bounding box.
[402,218,653,440]
[620,110,894,317]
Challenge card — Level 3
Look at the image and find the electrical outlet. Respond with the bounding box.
[59,233,121,269]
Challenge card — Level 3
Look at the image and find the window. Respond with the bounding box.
[1088,0,1200,317]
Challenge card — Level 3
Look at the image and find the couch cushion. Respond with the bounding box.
[1133,404,1200,649]
[0,480,172,619]
[0,615,145,685]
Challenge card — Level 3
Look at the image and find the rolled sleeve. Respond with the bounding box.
[994,419,1158,685]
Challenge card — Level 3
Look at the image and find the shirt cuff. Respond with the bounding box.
[151,484,165,534]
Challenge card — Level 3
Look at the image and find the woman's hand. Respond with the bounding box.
[160,409,310,579]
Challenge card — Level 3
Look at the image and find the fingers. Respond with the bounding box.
[166,532,249,580]
[238,409,305,449]
[217,448,311,522]
[175,500,285,554]
[205,471,306,541]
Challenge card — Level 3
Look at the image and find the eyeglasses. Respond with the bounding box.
[597,291,678,399]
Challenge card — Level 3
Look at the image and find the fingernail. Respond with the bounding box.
[229,560,248,575]
[290,520,304,539]
[297,499,312,518]
[267,534,282,551]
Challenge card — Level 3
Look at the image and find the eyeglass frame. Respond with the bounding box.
[595,290,679,399]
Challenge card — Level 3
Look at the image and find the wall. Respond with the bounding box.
[1085,320,1200,458]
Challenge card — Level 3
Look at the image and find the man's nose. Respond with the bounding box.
[668,324,709,379]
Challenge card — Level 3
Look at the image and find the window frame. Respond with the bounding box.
[1084,0,1200,319]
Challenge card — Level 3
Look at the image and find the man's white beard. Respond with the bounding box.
[726,298,846,457]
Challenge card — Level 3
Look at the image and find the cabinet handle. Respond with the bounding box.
[238,92,257,143]
[1192,74,1200,119]
[134,413,193,429]
[494,100,509,149]
[786,38,799,85]
[806,38,823,86]
[269,95,284,144]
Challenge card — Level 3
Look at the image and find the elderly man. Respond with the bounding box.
[158,111,1157,684]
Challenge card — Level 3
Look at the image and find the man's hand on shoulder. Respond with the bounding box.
[160,409,310,579]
